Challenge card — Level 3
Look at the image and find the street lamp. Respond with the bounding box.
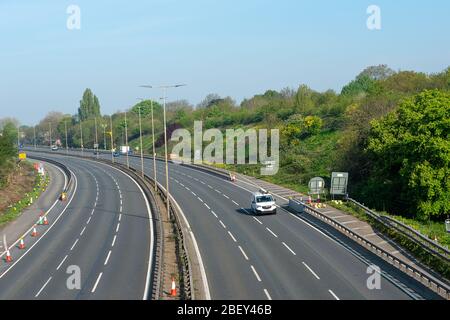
[94,117,99,159]
[136,98,146,178]
[140,84,187,220]
[65,121,69,154]
[101,123,107,151]
[124,111,130,169]
[80,120,84,157]
[109,115,114,163]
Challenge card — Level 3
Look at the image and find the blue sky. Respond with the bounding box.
[0,0,449,125]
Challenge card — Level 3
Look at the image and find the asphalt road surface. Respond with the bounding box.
[0,153,153,300]
[22,148,443,300]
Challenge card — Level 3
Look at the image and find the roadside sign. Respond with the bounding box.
[330,172,349,196]
[446,219,450,233]
[19,153,27,160]
[94,143,99,149]
[309,177,325,195]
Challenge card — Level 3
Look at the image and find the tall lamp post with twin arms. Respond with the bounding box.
[140,84,186,220]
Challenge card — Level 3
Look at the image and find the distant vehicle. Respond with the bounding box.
[251,190,277,215]
[120,146,130,155]
[93,150,100,155]
[113,151,120,157]
[51,145,58,151]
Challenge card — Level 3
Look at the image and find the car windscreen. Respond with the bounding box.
[256,196,273,203]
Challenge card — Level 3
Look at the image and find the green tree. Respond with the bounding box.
[78,89,101,121]
[366,90,450,220]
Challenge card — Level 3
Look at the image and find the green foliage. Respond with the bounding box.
[366,90,450,220]
[78,88,101,121]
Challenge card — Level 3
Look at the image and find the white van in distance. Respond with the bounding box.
[251,190,277,215]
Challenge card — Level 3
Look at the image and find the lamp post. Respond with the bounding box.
[80,120,84,157]
[94,117,99,159]
[136,98,145,178]
[49,122,52,148]
[101,123,107,150]
[140,84,187,220]
[124,111,129,169]
[65,121,69,154]
[33,126,36,150]
[110,115,114,163]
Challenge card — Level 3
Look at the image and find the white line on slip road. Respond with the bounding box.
[104,250,112,266]
[86,216,92,224]
[253,217,263,225]
[192,192,197,196]
[56,255,68,270]
[70,238,79,251]
[186,187,190,191]
[211,211,218,218]
[118,214,122,222]
[250,265,262,282]
[120,206,123,212]
[208,185,213,189]
[116,223,120,233]
[264,289,272,300]
[266,227,278,238]
[91,209,95,215]
[238,246,249,260]
[228,231,237,242]
[232,200,239,206]
[215,189,221,194]
[282,242,296,256]
[204,203,210,209]
[329,289,340,300]
[91,273,103,293]
[223,195,230,199]
[219,220,227,229]
[80,226,86,236]
[302,262,320,280]
[180,183,185,187]
[111,235,117,247]
[198,197,204,203]
[35,277,52,297]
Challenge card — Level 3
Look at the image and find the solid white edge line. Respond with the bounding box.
[0,169,78,279]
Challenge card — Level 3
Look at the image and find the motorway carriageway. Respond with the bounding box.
[23,149,442,300]
[0,155,153,299]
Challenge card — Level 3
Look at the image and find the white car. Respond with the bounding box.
[251,191,277,215]
[51,145,58,151]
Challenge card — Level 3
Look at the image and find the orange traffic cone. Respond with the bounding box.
[43,216,49,225]
[31,227,38,237]
[19,238,25,249]
[170,278,177,297]
[5,250,12,262]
